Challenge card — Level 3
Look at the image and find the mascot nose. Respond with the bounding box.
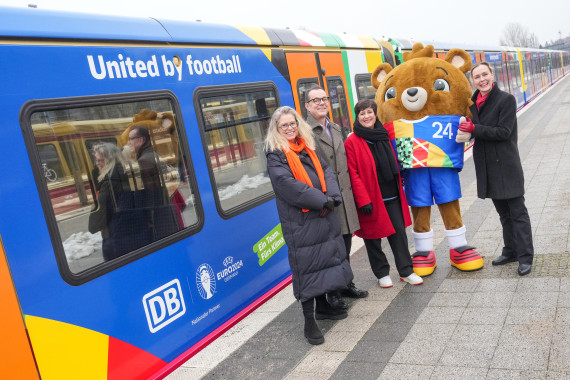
[407,88,418,97]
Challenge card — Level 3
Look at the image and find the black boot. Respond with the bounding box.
[342,282,369,298]
[315,295,348,320]
[327,291,348,310]
[304,317,324,345]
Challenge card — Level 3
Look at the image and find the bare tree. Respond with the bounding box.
[500,22,539,47]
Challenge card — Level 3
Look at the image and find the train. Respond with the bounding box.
[1,6,568,380]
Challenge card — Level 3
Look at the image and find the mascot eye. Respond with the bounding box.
[433,79,450,92]
[384,87,396,101]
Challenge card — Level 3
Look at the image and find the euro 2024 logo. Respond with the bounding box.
[196,263,216,300]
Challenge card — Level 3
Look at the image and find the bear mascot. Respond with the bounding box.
[371,42,483,276]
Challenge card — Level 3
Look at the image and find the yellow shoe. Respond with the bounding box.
[412,251,437,277]
[450,246,484,271]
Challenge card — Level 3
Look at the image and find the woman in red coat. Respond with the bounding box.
[345,99,422,287]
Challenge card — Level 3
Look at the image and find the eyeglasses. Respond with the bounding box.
[128,135,141,141]
[308,96,330,105]
[278,121,298,131]
[95,159,105,164]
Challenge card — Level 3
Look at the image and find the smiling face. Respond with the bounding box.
[357,107,376,129]
[372,45,473,124]
[94,152,105,170]
[304,88,330,122]
[471,64,494,95]
[277,113,299,142]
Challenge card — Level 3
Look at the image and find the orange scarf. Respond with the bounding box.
[284,138,327,212]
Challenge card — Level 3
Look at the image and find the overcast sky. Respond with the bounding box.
[1,0,568,46]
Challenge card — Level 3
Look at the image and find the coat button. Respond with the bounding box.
[330,155,333,159]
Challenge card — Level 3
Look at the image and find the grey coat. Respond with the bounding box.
[469,85,525,200]
[266,149,353,302]
[306,113,360,235]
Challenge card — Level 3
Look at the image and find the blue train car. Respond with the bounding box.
[0,7,294,379]
[1,6,569,380]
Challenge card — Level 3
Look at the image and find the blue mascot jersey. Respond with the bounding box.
[384,115,465,169]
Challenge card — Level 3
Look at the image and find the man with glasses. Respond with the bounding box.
[304,86,368,310]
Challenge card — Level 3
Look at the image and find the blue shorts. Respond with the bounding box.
[401,167,461,207]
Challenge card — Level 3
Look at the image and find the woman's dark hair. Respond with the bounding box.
[354,98,377,116]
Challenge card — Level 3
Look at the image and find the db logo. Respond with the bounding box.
[143,279,186,333]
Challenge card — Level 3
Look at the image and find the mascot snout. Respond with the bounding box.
[401,87,428,112]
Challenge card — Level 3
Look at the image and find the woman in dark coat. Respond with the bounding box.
[458,62,534,276]
[345,99,423,288]
[265,106,353,345]
[89,143,150,261]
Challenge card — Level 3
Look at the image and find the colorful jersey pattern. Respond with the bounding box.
[384,115,465,169]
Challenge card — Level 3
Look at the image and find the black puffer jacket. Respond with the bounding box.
[266,149,353,302]
[469,85,525,200]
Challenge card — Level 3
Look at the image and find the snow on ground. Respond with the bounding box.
[218,174,270,201]
[63,231,102,261]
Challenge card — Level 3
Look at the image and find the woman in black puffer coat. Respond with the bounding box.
[265,106,353,345]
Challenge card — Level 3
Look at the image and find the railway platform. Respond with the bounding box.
[166,75,570,379]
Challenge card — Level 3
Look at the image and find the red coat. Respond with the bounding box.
[344,133,412,239]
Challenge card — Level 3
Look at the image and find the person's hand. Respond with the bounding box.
[458,119,475,133]
[456,130,472,143]
[360,203,373,215]
[324,196,335,210]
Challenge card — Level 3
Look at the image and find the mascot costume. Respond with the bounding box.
[371,43,483,276]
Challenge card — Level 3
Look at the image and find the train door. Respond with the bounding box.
[285,52,353,136]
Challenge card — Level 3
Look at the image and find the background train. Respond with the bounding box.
[1,6,568,380]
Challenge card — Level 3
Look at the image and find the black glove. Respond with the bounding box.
[360,203,373,215]
[324,196,335,211]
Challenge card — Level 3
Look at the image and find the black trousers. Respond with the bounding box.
[363,199,413,278]
[492,196,534,265]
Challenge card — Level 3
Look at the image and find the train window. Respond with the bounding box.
[23,92,202,284]
[297,78,320,120]
[355,73,376,101]
[195,82,279,218]
[493,62,506,91]
[326,76,351,132]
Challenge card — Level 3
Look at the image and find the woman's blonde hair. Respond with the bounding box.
[470,61,494,78]
[93,142,127,182]
[264,106,315,152]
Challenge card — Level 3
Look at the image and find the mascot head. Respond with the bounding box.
[371,43,473,124]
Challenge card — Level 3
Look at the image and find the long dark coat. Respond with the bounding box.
[136,143,179,240]
[344,133,412,239]
[266,148,353,302]
[88,164,150,261]
[469,85,525,200]
[306,113,360,236]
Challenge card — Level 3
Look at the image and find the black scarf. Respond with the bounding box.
[353,118,399,183]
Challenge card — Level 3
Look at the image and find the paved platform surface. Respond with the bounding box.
[167,76,570,380]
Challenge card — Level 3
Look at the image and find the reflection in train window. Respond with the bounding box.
[197,83,279,217]
[355,73,375,101]
[326,76,351,132]
[297,78,320,120]
[29,97,201,276]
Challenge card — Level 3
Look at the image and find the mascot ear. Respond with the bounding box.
[445,49,472,74]
[372,63,393,89]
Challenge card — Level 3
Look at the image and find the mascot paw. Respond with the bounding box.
[450,246,484,271]
[456,130,471,143]
[412,251,437,276]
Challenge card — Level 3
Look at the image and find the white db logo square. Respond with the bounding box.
[143,279,186,333]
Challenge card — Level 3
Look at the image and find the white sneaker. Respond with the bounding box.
[378,276,393,288]
[400,273,424,285]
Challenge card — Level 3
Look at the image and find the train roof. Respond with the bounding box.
[0,6,380,49]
